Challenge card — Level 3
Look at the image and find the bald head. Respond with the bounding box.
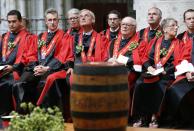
[121,17,136,27]
[121,17,136,38]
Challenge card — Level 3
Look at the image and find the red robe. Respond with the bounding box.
[35,31,74,105]
[110,33,146,116]
[100,28,121,42]
[36,33,74,105]
[137,26,161,43]
[142,36,183,83]
[0,29,30,114]
[76,30,109,63]
[175,39,193,82]
[132,36,183,117]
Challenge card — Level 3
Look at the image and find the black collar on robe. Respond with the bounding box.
[9,32,18,42]
[149,30,157,40]
[109,37,131,57]
[188,32,194,38]
[161,39,171,49]
[46,32,56,45]
[82,34,92,47]
[119,37,131,49]
[71,28,79,36]
[110,30,119,41]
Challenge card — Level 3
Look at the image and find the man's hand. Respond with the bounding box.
[33,65,49,76]
[186,72,194,82]
[3,65,13,74]
[147,66,156,74]
[66,68,73,75]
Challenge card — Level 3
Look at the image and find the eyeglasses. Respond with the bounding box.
[108,18,119,21]
[68,17,79,21]
[121,23,135,27]
[167,25,179,28]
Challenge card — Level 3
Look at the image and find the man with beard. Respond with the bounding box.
[166,9,194,128]
[100,10,121,42]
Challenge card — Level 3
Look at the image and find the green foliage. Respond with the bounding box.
[8,103,65,131]
[8,42,16,50]
[129,41,139,52]
[160,47,168,56]
[75,44,84,54]
[155,30,162,38]
[38,40,46,49]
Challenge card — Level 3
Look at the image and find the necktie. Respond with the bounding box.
[82,34,90,46]
[46,32,55,44]
[120,39,129,48]
[9,33,17,42]
[149,30,156,39]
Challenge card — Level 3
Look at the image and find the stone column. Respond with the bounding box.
[63,0,73,30]
[55,0,65,30]
[30,0,45,34]
[17,0,26,17]
[133,0,194,33]
[0,0,16,34]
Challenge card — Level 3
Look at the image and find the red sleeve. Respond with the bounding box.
[179,39,192,63]
[52,30,65,63]
[56,34,74,63]
[138,40,147,62]
[95,34,109,62]
[23,34,38,65]
[15,31,29,65]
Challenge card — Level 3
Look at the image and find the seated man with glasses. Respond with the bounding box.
[66,8,82,37]
[108,16,146,124]
[13,8,74,121]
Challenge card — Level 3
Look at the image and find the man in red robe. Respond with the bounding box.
[74,9,109,64]
[137,7,162,43]
[108,16,146,123]
[13,8,74,119]
[166,9,194,127]
[100,10,121,42]
[177,9,194,44]
[0,10,31,115]
[68,9,109,88]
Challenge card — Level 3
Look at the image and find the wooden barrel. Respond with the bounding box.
[71,62,129,131]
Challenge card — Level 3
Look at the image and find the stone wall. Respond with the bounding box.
[133,0,194,33]
[0,0,70,34]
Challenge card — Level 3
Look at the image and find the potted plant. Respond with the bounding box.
[4,103,65,131]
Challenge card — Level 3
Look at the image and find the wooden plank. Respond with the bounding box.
[65,123,190,131]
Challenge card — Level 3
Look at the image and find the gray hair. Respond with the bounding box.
[45,8,58,18]
[148,7,162,19]
[67,8,80,17]
[122,16,137,27]
[80,9,95,24]
[161,18,177,32]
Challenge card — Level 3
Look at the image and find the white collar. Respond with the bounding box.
[83,30,93,35]
[149,25,159,31]
[48,28,58,33]
[110,27,120,32]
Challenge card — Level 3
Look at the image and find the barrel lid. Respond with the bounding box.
[74,62,128,75]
